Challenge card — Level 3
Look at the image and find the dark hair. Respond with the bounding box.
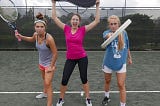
[72,13,81,21]
[35,12,47,24]
[36,12,44,19]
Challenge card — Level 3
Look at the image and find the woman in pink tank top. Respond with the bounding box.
[51,0,100,106]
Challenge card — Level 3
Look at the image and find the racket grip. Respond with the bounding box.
[15,30,21,41]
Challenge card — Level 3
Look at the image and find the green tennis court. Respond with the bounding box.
[0,51,160,106]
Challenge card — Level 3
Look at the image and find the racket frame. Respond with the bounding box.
[0,0,21,41]
[101,19,132,49]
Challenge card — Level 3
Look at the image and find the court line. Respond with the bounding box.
[0,91,160,94]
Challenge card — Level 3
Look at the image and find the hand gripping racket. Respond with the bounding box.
[101,19,132,49]
[0,0,21,41]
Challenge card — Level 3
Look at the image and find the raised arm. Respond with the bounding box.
[85,0,100,32]
[51,0,65,30]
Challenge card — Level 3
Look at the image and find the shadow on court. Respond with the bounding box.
[0,51,160,106]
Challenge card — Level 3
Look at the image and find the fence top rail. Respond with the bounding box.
[1,5,160,9]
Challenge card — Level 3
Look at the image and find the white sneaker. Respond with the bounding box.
[36,93,47,98]
[56,98,64,106]
[86,98,92,106]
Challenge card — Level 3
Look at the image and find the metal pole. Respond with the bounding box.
[124,0,126,16]
[77,6,78,14]
[122,0,126,18]
[25,0,27,16]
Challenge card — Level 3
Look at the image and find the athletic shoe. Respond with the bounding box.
[35,93,47,99]
[102,96,111,105]
[56,98,64,106]
[86,98,92,106]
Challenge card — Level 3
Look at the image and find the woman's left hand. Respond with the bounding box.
[46,66,56,73]
[128,58,132,65]
[96,0,100,6]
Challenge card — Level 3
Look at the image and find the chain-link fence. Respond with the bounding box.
[0,6,160,50]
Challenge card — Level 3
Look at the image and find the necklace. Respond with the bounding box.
[39,34,44,38]
[38,34,45,44]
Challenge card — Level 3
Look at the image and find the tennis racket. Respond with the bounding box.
[101,19,132,49]
[55,0,96,7]
[0,0,21,41]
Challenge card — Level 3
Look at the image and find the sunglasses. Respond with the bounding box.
[110,23,118,25]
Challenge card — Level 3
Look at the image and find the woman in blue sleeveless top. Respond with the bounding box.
[101,15,132,106]
[15,13,57,106]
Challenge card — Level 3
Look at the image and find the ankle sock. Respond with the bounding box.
[120,102,126,106]
[105,91,110,98]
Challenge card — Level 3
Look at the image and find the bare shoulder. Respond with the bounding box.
[46,33,55,41]
[33,32,38,39]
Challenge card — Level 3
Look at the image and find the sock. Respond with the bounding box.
[86,98,91,104]
[86,98,90,100]
[104,91,110,98]
[120,102,126,106]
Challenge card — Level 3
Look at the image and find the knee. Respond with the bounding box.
[61,79,68,86]
[81,76,87,84]
[82,79,88,84]
[117,82,125,91]
[105,77,111,84]
[45,81,52,89]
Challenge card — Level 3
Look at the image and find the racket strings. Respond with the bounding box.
[0,8,17,21]
[0,0,18,22]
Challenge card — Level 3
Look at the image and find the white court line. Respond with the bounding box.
[0,91,160,94]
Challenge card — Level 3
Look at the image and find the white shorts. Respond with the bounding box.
[102,64,126,73]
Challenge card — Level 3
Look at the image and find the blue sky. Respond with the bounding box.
[13,0,160,7]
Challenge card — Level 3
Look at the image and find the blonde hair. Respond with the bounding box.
[108,15,124,50]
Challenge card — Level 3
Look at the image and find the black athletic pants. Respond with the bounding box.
[61,56,88,86]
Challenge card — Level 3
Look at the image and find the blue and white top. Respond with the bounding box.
[36,33,53,67]
[102,29,129,71]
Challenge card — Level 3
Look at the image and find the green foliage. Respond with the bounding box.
[0,7,2,13]
[0,9,160,50]
[121,13,155,50]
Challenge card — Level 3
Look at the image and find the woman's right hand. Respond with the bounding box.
[106,32,113,39]
[96,0,100,6]
[15,32,22,40]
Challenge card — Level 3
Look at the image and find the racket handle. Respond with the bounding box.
[15,30,21,41]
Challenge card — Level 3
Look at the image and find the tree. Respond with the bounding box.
[121,13,155,50]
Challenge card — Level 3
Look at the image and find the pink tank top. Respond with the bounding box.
[64,25,87,59]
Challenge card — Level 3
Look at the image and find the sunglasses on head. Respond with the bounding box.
[110,23,118,25]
